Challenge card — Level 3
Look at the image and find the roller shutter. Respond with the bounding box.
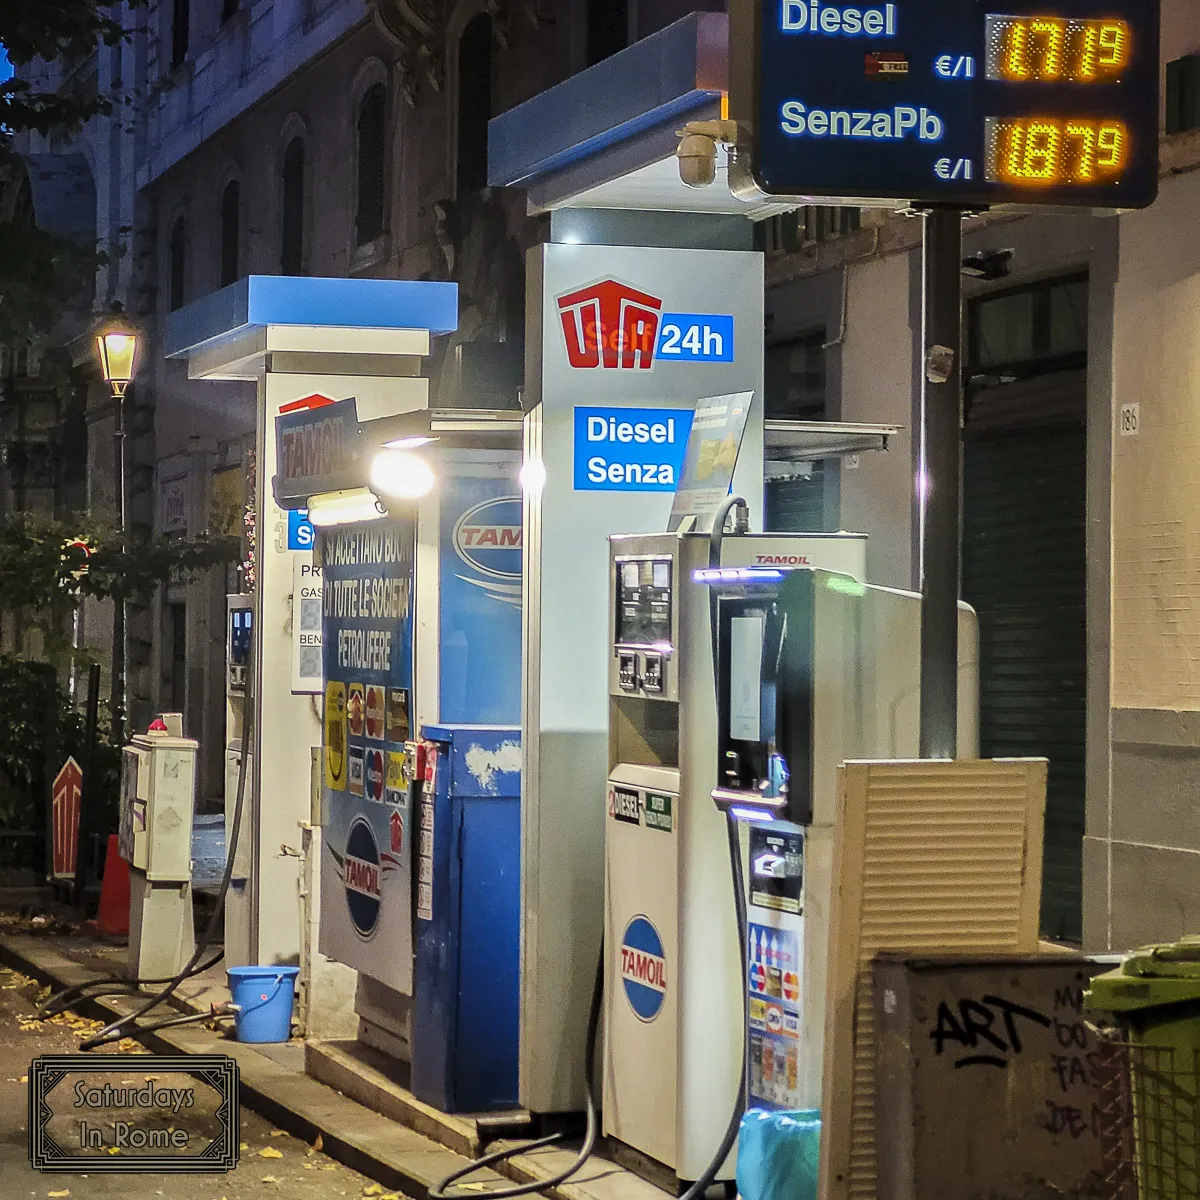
[962,369,1087,943]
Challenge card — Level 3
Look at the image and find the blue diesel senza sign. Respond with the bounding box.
[573,407,695,491]
[740,0,1160,210]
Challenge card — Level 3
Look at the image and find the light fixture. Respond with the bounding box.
[519,459,546,496]
[308,488,387,528]
[383,435,437,451]
[369,449,436,501]
[94,318,139,398]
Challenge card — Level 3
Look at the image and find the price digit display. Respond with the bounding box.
[987,117,1129,186]
[986,16,1132,83]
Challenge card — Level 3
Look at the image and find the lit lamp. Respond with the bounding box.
[95,324,139,398]
[369,449,436,501]
[93,311,139,746]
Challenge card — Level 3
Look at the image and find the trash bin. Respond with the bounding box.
[1087,937,1200,1199]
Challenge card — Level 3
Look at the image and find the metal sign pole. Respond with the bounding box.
[918,207,964,760]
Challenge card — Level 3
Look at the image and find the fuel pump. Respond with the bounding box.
[603,517,980,1184]
[700,562,980,1116]
[603,524,867,1185]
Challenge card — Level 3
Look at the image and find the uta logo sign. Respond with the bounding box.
[557,280,734,370]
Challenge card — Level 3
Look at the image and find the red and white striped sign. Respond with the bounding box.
[52,757,83,878]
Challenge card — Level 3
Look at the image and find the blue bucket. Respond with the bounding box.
[226,966,299,1043]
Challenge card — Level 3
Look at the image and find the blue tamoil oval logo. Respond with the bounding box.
[620,915,667,1022]
[344,817,382,939]
[453,497,523,582]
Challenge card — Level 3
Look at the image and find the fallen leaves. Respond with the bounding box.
[47,1191,70,1198]
[309,1133,324,1156]
[261,1174,281,1184]
[258,1146,284,1159]
[364,1187,384,1197]
[270,1128,287,1137]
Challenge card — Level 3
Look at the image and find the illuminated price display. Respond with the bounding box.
[986,116,1127,185]
[985,16,1131,83]
[737,0,1161,210]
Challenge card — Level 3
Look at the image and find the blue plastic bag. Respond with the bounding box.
[736,1108,821,1200]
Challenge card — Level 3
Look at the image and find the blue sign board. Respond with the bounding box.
[742,0,1160,209]
[288,509,315,550]
[573,407,695,492]
[655,314,735,363]
[439,474,523,725]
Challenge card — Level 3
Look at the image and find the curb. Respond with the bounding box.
[0,933,503,1199]
[0,932,668,1200]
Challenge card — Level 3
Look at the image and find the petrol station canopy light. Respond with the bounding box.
[364,407,524,453]
[764,419,898,481]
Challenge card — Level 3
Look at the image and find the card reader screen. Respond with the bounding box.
[615,558,672,648]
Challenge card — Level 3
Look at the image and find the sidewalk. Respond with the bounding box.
[0,928,671,1200]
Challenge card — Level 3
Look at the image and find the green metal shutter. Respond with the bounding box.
[962,370,1087,943]
[767,462,828,533]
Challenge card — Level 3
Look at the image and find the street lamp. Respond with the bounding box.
[93,311,139,745]
[95,326,138,398]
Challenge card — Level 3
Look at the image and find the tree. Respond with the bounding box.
[0,1,147,344]
[0,511,239,668]
[1,0,144,134]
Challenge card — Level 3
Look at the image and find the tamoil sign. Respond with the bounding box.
[734,0,1160,210]
[273,396,363,510]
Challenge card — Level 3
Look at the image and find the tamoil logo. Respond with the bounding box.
[452,496,523,609]
[620,915,667,1022]
[344,818,382,938]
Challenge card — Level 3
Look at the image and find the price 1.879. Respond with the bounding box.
[985,116,1129,188]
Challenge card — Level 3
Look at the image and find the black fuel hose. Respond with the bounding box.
[428,948,603,1200]
[428,812,750,1200]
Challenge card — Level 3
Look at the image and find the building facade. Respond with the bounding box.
[5,0,1200,952]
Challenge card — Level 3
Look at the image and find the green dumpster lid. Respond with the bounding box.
[1087,937,1200,1012]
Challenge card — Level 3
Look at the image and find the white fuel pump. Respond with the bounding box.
[120,717,199,979]
[603,514,980,1185]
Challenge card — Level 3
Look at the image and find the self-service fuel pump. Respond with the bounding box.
[603,522,980,1184]
[701,562,980,1115]
[603,526,866,1184]
[225,595,254,967]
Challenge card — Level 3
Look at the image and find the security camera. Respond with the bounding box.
[961,249,1015,280]
[677,132,718,189]
[675,120,739,190]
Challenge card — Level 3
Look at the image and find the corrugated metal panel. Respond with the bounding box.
[766,463,827,532]
[819,760,1047,1200]
[963,373,1086,943]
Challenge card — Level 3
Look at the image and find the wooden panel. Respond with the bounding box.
[818,759,1048,1200]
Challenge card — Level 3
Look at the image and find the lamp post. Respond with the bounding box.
[95,315,139,746]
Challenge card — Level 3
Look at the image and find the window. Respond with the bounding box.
[969,275,1088,376]
[171,0,190,69]
[280,137,305,275]
[221,0,240,21]
[356,84,386,246]
[456,15,493,196]
[587,0,628,65]
[168,215,187,311]
[756,206,861,254]
[765,331,827,420]
[220,180,240,287]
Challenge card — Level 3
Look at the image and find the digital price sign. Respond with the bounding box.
[736,0,1160,210]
